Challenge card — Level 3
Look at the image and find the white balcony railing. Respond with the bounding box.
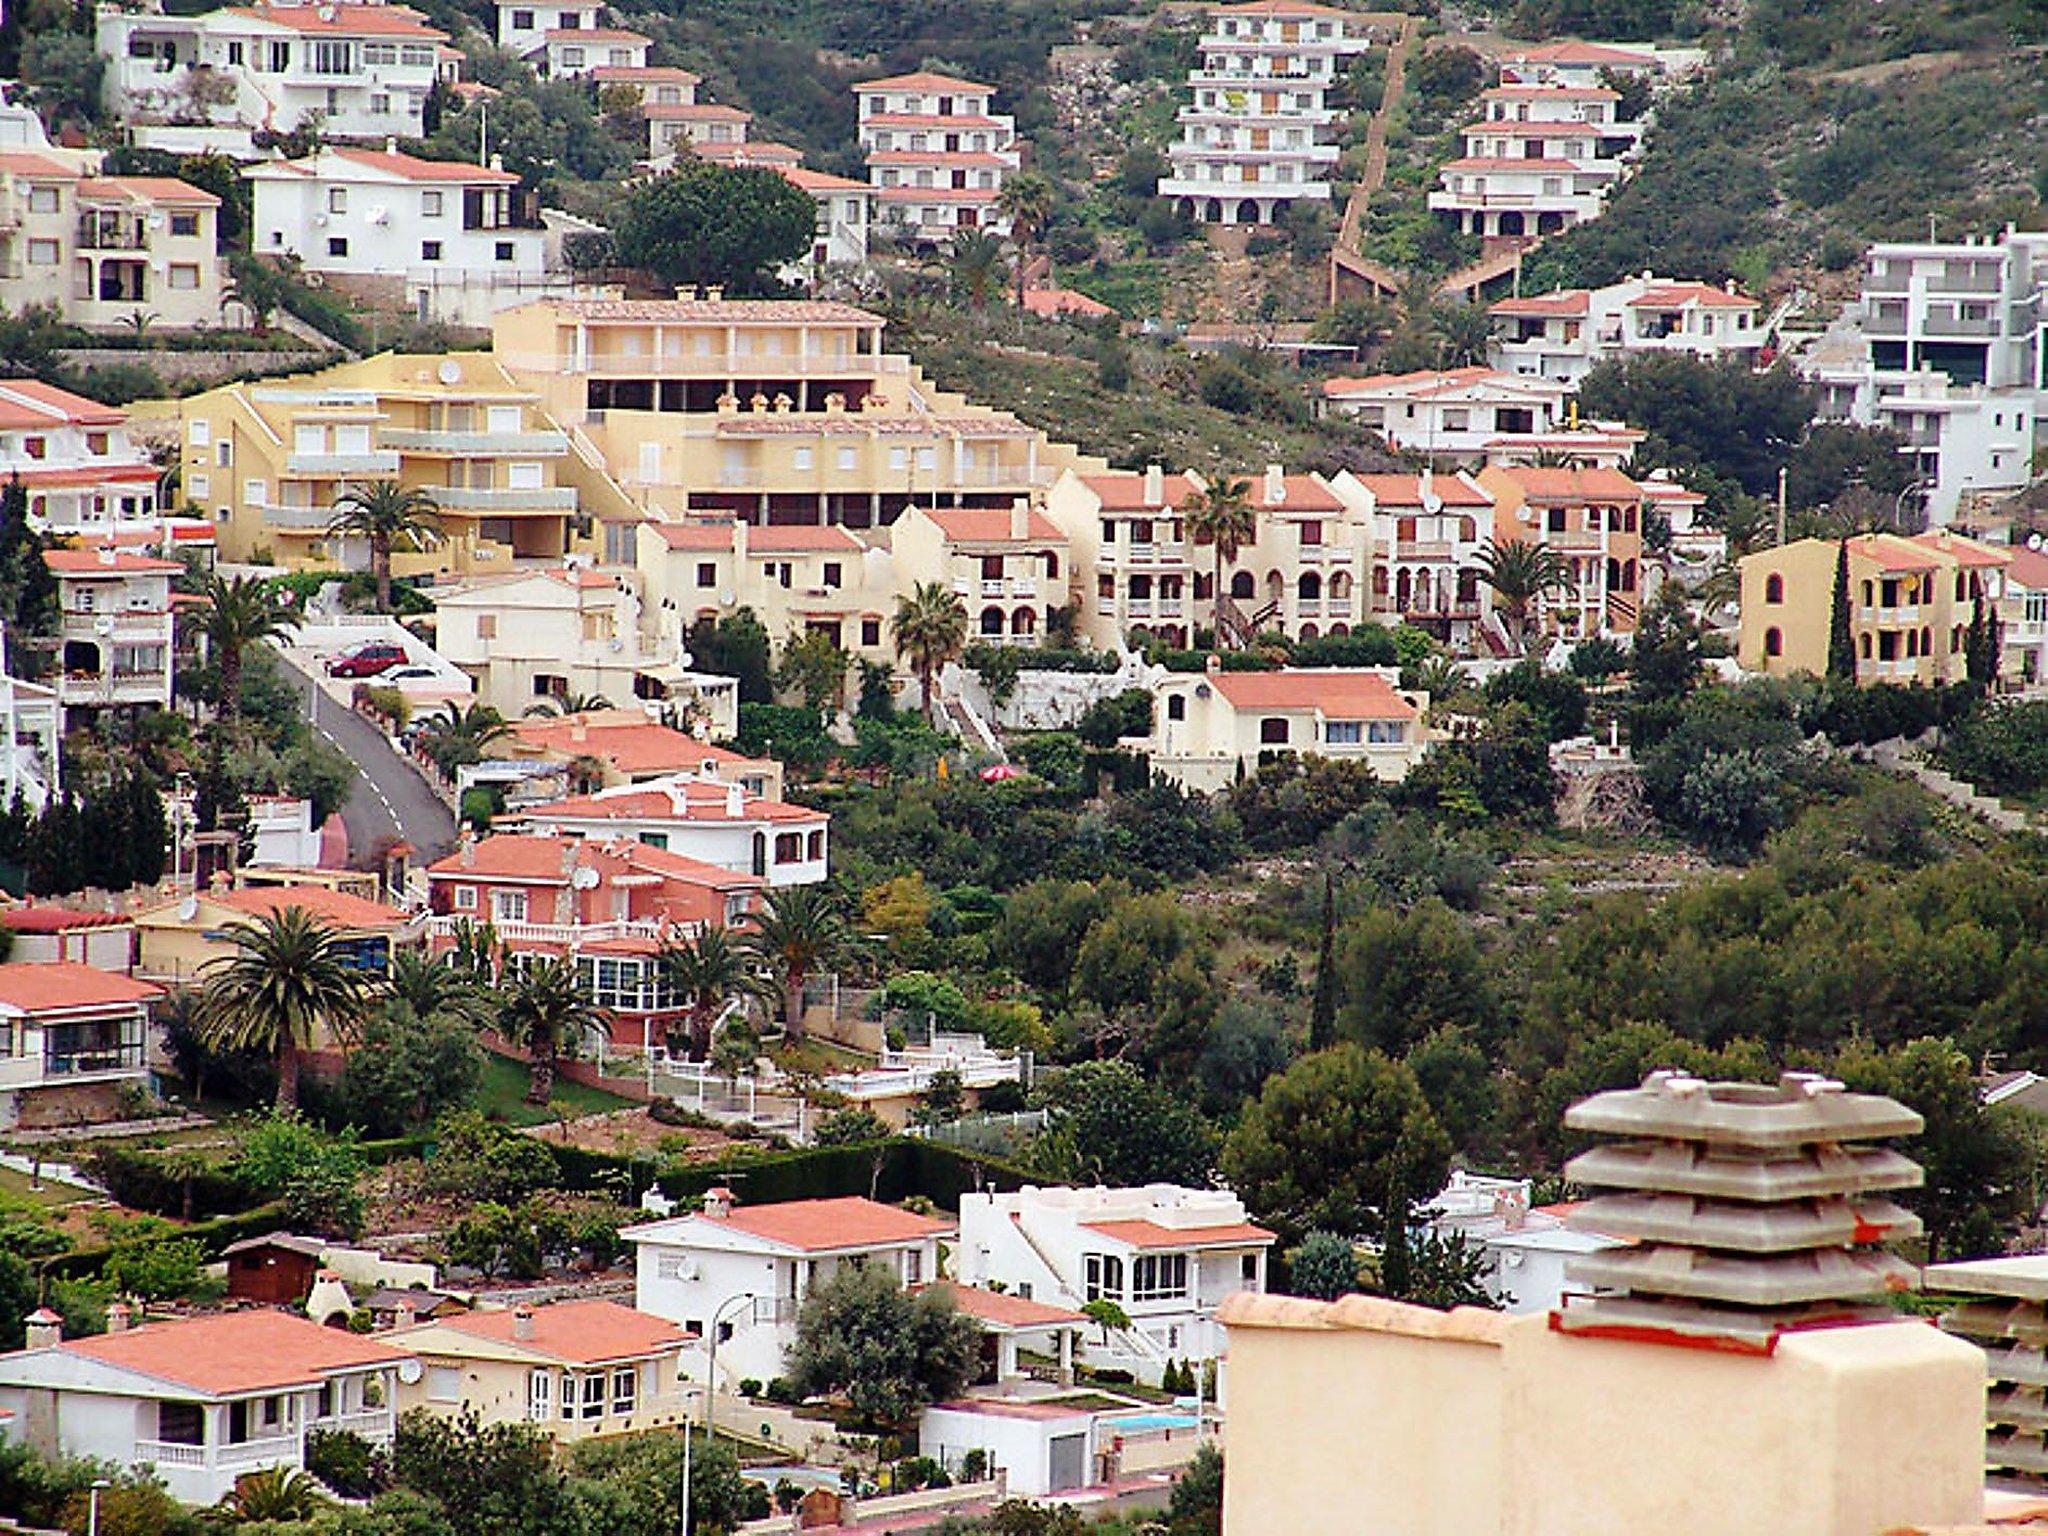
[426,914,667,947]
[284,450,400,476]
[136,1432,299,1472]
[378,428,568,456]
[433,485,578,513]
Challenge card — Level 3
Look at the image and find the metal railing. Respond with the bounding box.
[379,428,569,456]
[433,485,578,512]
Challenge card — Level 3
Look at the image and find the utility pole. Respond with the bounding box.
[1775,464,1787,547]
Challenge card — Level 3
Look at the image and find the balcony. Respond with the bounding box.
[426,914,666,947]
[63,609,171,637]
[136,1433,299,1474]
[1870,605,1922,625]
[538,351,868,379]
[1543,529,1610,553]
[76,217,148,252]
[378,428,568,456]
[1296,544,1353,564]
[313,1409,394,1442]
[433,485,577,513]
[1921,309,1999,339]
[1393,539,1457,562]
[753,1297,798,1326]
[285,450,401,476]
[1122,542,1189,567]
[258,502,337,530]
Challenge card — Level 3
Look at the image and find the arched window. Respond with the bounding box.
[980,607,1004,635]
[1298,572,1321,599]
[1764,627,1782,657]
[1956,572,1968,601]
[1011,607,1036,635]
[1764,573,1784,604]
[1231,571,1255,600]
[1044,552,1059,578]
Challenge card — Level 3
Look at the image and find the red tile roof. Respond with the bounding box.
[857,114,1009,132]
[1081,1220,1277,1250]
[0,151,77,179]
[77,176,219,207]
[62,1310,411,1396]
[1079,472,1202,511]
[512,712,733,776]
[1354,473,1493,509]
[855,71,993,93]
[643,102,751,122]
[424,1300,692,1364]
[1507,40,1654,65]
[1909,532,2011,568]
[543,26,647,42]
[524,779,822,826]
[2005,546,2048,591]
[326,149,520,185]
[220,2,447,38]
[0,963,160,1013]
[0,905,131,934]
[1321,365,1536,399]
[699,1196,953,1252]
[1489,290,1590,318]
[1207,669,1417,721]
[1253,474,1342,512]
[777,165,870,193]
[918,1281,1085,1329]
[427,832,761,894]
[1627,283,1758,310]
[923,507,1065,544]
[590,65,700,85]
[1021,286,1117,320]
[43,550,182,575]
[207,886,410,930]
[1848,534,1939,573]
[528,298,881,325]
[0,380,128,429]
[1493,466,1643,502]
[744,524,863,553]
[1481,84,1619,100]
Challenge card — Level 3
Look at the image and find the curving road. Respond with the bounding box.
[274,651,458,867]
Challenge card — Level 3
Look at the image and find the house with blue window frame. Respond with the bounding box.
[0,962,161,1128]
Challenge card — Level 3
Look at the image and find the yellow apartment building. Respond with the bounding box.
[637,519,900,662]
[490,293,1099,529]
[889,503,1072,647]
[1738,530,2016,685]
[174,351,640,576]
[1479,464,1645,638]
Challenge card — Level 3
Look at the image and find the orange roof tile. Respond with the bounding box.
[1489,290,1590,318]
[777,165,870,193]
[219,2,447,39]
[43,550,181,575]
[1207,669,1417,720]
[1627,283,1758,310]
[855,71,993,94]
[523,779,822,826]
[77,176,219,206]
[1493,466,1643,502]
[1253,474,1341,512]
[543,26,647,42]
[208,886,410,930]
[1849,534,1939,573]
[744,524,863,553]
[1320,365,1523,398]
[917,1282,1085,1329]
[700,1196,953,1252]
[642,102,751,122]
[1021,286,1117,320]
[427,832,761,893]
[1354,473,1493,509]
[62,1310,411,1396]
[923,507,1065,543]
[0,963,160,1013]
[857,114,1009,132]
[0,380,127,429]
[1080,471,1202,511]
[326,149,519,185]
[0,905,130,934]
[1909,532,2011,568]
[512,712,728,776]
[1481,84,1619,100]
[1081,1219,1277,1250]
[0,151,77,178]
[425,1300,692,1364]
[2005,546,2048,591]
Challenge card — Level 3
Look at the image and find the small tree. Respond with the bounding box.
[1081,1297,1131,1343]
[775,627,850,713]
[498,956,602,1104]
[786,1264,978,1430]
[892,581,968,721]
[1288,1230,1360,1300]
[1827,540,1856,682]
[326,479,441,613]
[614,161,818,295]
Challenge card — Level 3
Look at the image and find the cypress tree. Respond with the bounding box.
[1309,868,1338,1051]
[1826,541,1856,682]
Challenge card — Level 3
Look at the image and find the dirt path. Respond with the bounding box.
[1332,15,1419,273]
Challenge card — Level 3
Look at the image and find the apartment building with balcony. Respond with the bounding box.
[637,519,900,663]
[1350,470,1497,651]
[0,149,222,330]
[854,72,1020,242]
[491,295,1091,529]
[0,1309,412,1506]
[778,165,873,272]
[1856,232,2048,391]
[1488,272,1761,383]
[97,0,452,152]
[45,548,177,722]
[493,0,647,76]
[1805,364,2036,527]
[504,712,781,795]
[504,772,828,887]
[176,350,630,577]
[1231,467,1374,640]
[0,963,161,1128]
[2004,544,2048,686]
[1736,530,2016,686]
[0,381,175,546]
[246,146,562,325]
[1478,464,1644,638]
[1158,0,1375,227]
[890,502,1070,650]
[1319,366,1573,464]
[1494,39,1659,89]
[1045,465,1205,649]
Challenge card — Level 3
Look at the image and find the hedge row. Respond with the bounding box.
[617,1138,1043,1211]
[41,1200,291,1283]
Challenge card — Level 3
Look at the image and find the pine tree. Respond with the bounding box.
[1826,541,1856,682]
[125,772,167,886]
[1309,869,1338,1051]
[1965,594,2002,688]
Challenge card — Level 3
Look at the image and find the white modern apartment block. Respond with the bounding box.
[1806,364,2036,526]
[0,381,166,543]
[493,0,647,75]
[854,72,1019,242]
[1488,272,1761,382]
[97,0,452,152]
[954,1184,1274,1384]
[0,660,62,815]
[1429,76,1641,244]
[1495,39,1659,90]
[45,548,178,722]
[246,146,556,324]
[780,166,873,271]
[624,1191,953,1390]
[0,149,222,330]
[1318,365,1572,463]
[1158,0,1375,227]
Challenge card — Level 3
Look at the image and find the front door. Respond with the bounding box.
[1048,1433,1086,1492]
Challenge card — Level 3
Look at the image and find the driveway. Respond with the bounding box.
[272,648,457,867]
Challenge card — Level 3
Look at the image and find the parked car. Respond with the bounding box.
[326,642,409,678]
[381,665,444,683]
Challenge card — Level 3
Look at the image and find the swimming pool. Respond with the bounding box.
[1109,1412,1201,1433]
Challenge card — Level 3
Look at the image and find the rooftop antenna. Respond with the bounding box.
[479,99,489,168]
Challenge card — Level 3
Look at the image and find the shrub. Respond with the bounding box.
[1942,699,2048,797]
[305,1428,388,1499]
[426,1111,560,1201]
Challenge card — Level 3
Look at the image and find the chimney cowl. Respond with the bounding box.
[512,1305,535,1342]
[106,1301,133,1333]
[702,1185,735,1219]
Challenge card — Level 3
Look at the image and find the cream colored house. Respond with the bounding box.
[889,503,1071,649]
[174,350,639,576]
[133,884,415,986]
[390,1300,694,1445]
[1045,465,1206,649]
[1133,660,1427,791]
[637,518,900,662]
[1737,530,2014,686]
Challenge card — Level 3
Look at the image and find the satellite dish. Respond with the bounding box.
[93,618,114,637]
[177,897,199,923]
[572,865,600,889]
[437,359,461,385]
[2031,534,2044,551]
[396,1357,424,1384]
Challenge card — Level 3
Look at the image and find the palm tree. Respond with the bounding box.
[1427,300,1494,368]
[1179,475,1257,645]
[499,956,603,1104]
[891,581,968,722]
[997,170,1056,309]
[944,228,1008,310]
[738,885,856,1042]
[327,479,441,612]
[202,573,299,723]
[659,926,773,1059]
[194,907,377,1109]
[418,702,512,779]
[386,948,495,1029]
[523,691,613,717]
[1474,538,1570,653]
[217,1466,330,1523]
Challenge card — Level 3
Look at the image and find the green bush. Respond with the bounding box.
[305,1427,388,1499]
[81,1144,255,1219]
[1945,699,2048,798]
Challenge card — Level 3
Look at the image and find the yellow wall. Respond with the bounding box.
[1738,537,1841,676]
[395,1347,693,1445]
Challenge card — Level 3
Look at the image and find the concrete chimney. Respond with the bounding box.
[1264,464,1285,505]
[1010,498,1029,541]
[512,1305,535,1343]
[23,1308,60,1350]
[704,285,723,303]
[105,1301,132,1334]
[677,285,697,301]
[560,837,580,878]
[1143,463,1164,506]
[306,1270,352,1327]
[457,826,476,869]
[393,1299,417,1330]
[702,1185,734,1220]
[97,545,116,566]
[725,782,744,820]
[385,136,397,155]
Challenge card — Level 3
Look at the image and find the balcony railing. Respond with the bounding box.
[433,485,577,513]
[258,501,337,530]
[136,1432,298,1472]
[426,914,667,947]
[44,1043,145,1078]
[1122,543,1189,566]
[63,610,170,636]
[285,450,401,476]
[379,428,568,456]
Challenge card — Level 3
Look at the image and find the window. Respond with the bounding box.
[25,239,56,266]
[612,1368,637,1416]
[370,93,390,114]
[1259,717,1290,745]
[421,239,442,261]
[792,446,813,471]
[157,1402,204,1445]
[25,186,57,214]
[1764,573,1784,604]
[823,561,842,588]
[453,885,477,910]
[226,40,244,64]
[496,241,515,262]
[1131,1254,1187,1302]
[581,1373,606,1419]
[696,561,717,588]
[837,446,857,472]
[861,618,881,647]
[169,212,199,237]
[328,237,349,258]
[328,188,349,215]
[309,39,351,73]
[190,474,210,499]
[527,1369,554,1423]
[168,264,199,290]
[1367,722,1405,745]
[1325,720,1362,745]
[422,190,443,218]
[1299,521,1322,546]
[427,1366,462,1403]
[512,7,534,24]
[1166,694,1186,722]
[560,46,584,67]
[364,42,397,64]
[1084,1253,1124,1301]
[491,889,528,922]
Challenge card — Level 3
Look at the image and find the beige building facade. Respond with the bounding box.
[1135,662,1427,790]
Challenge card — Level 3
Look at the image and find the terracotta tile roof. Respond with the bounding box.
[1081,1219,1277,1250]
[0,963,160,1013]
[427,832,761,894]
[1849,534,1940,573]
[43,550,181,575]
[1507,40,1655,66]
[1460,122,1607,139]
[512,712,726,776]
[643,102,751,122]
[1489,290,1590,318]
[76,176,219,206]
[1628,283,1758,310]
[1207,668,1417,721]
[1442,156,1604,173]
[0,904,131,934]
[638,1195,953,1253]
[590,65,699,85]
[1909,531,2011,568]
[207,886,410,930]
[1253,474,1342,512]
[1481,84,1619,100]
[647,521,733,551]
[3,464,156,489]
[918,1281,1085,1329]
[0,151,77,178]
[524,778,822,826]
[219,2,447,38]
[61,1310,411,1396]
[325,149,520,185]
[2004,546,2048,590]
[544,26,647,43]
[524,297,881,325]
[739,524,863,553]
[858,114,1009,132]
[866,150,1016,170]
[422,1300,692,1364]
[777,165,870,193]
[1493,466,1643,501]
[1021,286,1117,320]
[698,141,806,167]
[1355,473,1493,508]
[1214,0,1355,14]
[1080,471,1202,511]
[924,507,1065,543]
[0,380,128,429]
[855,71,993,93]
[1321,365,1538,399]
[875,185,1009,203]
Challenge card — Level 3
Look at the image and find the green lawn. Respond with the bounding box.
[475,1054,634,1128]
[0,1162,94,1208]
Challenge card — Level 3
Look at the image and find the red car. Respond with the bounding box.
[326,642,409,678]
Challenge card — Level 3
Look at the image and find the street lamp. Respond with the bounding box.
[87,1478,111,1536]
[679,1292,757,1535]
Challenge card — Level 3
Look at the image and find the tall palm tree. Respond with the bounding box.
[1474,538,1570,653]
[737,885,856,1042]
[386,948,495,1029]
[944,229,1008,310]
[891,581,968,722]
[499,956,603,1104]
[418,702,512,779]
[1179,475,1257,645]
[997,170,1056,309]
[202,573,299,723]
[194,907,377,1109]
[523,691,613,717]
[327,479,441,613]
[659,926,773,1060]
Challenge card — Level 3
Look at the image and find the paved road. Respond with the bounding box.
[274,649,457,867]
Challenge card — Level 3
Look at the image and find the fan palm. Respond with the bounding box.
[1474,538,1570,652]
[659,925,774,1059]
[194,907,377,1109]
[217,1465,330,1523]
[997,170,1056,309]
[499,955,604,1104]
[327,479,441,612]
[1179,475,1257,645]
[944,229,1009,310]
[737,885,857,1041]
[202,573,299,723]
[386,947,496,1028]
[891,581,968,722]
[524,691,614,717]
[418,702,512,778]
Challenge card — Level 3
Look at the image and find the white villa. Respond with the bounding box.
[624,1190,954,1390]
[1488,273,1763,383]
[501,772,830,887]
[953,1184,1275,1384]
[854,72,1019,243]
[1429,67,1646,245]
[45,548,179,723]
[1318,366,1573,463]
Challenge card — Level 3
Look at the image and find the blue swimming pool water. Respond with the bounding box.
[1111,1412,1200,1432]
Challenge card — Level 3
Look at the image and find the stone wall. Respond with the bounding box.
[12,1080,126,1131]
[58,346,333,389]
[947,655,1163,733]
